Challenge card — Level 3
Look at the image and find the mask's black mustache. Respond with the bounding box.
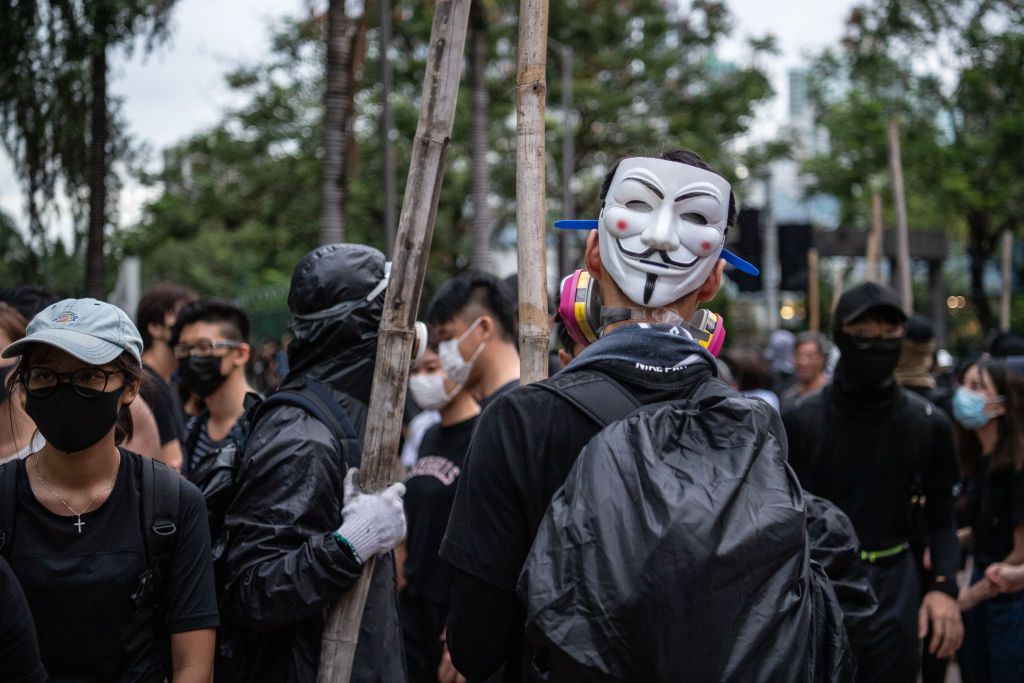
[616,240,699,270]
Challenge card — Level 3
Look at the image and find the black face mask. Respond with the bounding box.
[835,332,904,392]
[179,356,229,397]
[24,384,125,453]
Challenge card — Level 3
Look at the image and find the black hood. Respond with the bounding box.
[285,244,387,405]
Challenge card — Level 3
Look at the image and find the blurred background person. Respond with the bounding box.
[0,303,38,463]
[137,283,198,471]
[763,329,796,397]
[721,347,780,411]
[953,359,1024,682]
[782,331,830,408]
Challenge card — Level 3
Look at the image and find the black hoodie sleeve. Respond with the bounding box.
[222,404,363,630]
[923,410,961,597]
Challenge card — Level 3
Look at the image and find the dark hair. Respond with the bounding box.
[957,359,1024,478]
[172,298,251,345]
[600,149,738,231]
[795,331,830,358]
[0,286,60,322]
[427,273,517,342]
[7,348,146,446]
[136,283,198,349]
[0,303,28,346]
[721,348,770,391]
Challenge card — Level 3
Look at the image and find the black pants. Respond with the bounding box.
[856,552,921,683]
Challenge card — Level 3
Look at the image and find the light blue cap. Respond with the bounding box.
[2,298,143,365]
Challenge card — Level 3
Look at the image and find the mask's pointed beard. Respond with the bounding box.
[643,273,658,305]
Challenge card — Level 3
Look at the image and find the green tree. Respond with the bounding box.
[0,0,178,296]
[804,0,1024,331]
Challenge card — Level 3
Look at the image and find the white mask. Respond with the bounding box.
[599,157,732,308]
[439,318,486,386]
[409,373,457,411]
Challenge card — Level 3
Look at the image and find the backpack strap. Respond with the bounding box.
[135,456,181,611]
[0,462,17,559]
[535,370,642,428]
[251,379,362,468]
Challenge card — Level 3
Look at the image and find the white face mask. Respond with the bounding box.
[438,318,486,386]
[599,157,732,307]
[409,373,457,411]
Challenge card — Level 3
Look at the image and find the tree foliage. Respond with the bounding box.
[804,0,1024,331]
[121,0,775,299]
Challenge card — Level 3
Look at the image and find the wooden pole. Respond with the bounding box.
[832,257,847,313]
[808,248,820,332]
[378,0,397,257]
[866,190,883,283]
[316,2,471,680]
[1001,228,1014,332]
[888,119,912,312]
[515,0,550,384]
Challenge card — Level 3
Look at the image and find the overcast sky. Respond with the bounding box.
[0,0,856,243]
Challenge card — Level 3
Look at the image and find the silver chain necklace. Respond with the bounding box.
[34,454,119,534]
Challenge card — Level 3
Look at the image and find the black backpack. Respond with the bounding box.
[246,377,362,468]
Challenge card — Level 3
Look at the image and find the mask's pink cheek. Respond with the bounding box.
[616,219,628,231]
[603,207,645,236]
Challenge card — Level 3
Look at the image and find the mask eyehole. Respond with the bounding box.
[625,200,652,213]
[680,212,709,225]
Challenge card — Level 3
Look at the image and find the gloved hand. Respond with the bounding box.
[335,468,407,563]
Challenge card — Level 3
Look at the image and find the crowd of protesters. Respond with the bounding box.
[1,150,1023,683]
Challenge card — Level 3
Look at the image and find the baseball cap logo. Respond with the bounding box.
[53,311,79,325]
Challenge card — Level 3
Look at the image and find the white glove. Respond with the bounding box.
[335,468,407,563]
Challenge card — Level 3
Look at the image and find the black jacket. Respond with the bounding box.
[220,244,405,683]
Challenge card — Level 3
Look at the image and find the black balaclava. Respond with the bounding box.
[831,282,907,407]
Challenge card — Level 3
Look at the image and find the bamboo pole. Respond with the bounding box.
[515,0,550,384]
[1001,228,1014,332]
[888,120,912,312]
[808,248,820,332]
[866,190,883,283]
[316,2,471,680]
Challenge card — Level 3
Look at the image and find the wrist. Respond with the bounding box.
[333,532,364,564]
[928,577,958,600]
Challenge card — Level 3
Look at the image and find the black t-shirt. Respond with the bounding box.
[965,461,1024,570]
[403,416,477,603]
[142,365,184,446]
[479,379,519,411]
[0,555,46,683]
[441,360,713,681]
[8,450,219,682]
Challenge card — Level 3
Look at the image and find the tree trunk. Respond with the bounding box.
[515,0,549,384]
[468,3,492,272]
[967,210,998,333]
[320,0,359,246]
[316,1,472,678]
[84,10,108,298]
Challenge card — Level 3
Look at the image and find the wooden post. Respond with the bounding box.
[515,0,550,384]
[1001,228,1014,332]
[888,119,912,312]
[866,190,883,283]
[832,257,847,313]
[315,2,471,680]
[808,248,820,332]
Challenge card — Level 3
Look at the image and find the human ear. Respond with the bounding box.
[235,343,252,367]
[121,379,140,407]
[696,259,725,303]
[584,231,603,280]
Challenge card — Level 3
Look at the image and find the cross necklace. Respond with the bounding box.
[34,454,119,534]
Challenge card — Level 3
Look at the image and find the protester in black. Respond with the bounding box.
[402,345,480,683]
[427,273,520,408]
[0,297,218,682]
[0,555,46,683]
[138,283,198,471]
[442,151,871,682]
[174,298,260,543]
[784,282,962,682]
[220,244,406,683]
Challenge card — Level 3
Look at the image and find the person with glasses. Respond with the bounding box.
[0,298,218,682]
[783,282,963,681]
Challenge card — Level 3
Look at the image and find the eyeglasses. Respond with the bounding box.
[22,366,125,397]
[173,340,241,360]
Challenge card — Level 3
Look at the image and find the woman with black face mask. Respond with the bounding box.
[0,298,219,683]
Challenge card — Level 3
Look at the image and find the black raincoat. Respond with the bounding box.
[220,244,405,683]
[518,372,870,682]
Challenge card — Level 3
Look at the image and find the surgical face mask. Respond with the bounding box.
[953,386,1003,430]
[439,318,486,386]
[24,384,125,453]
[599,157,732,307]
[409,372,458,411]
